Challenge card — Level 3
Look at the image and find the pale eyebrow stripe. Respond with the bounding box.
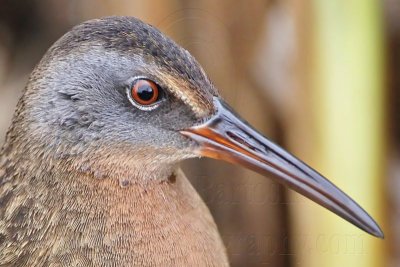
[154,70,214,118]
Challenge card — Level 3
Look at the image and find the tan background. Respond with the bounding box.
[0,1,399,266]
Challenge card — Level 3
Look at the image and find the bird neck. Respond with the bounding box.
[1,150,229,265]
[1,122,229,266]
[3,129,179,185]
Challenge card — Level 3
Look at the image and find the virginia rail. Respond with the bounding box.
[0,16,383,266]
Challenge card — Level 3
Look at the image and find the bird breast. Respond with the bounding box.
[0,164,229,266]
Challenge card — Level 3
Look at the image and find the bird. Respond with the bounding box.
[0,16,383,266]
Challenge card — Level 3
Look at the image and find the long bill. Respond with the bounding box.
[180,97,384,238]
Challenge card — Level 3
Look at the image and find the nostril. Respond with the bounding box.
[226,130,272,157]
[226,131,257,151]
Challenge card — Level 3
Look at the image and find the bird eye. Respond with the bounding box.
[130,79,160,106]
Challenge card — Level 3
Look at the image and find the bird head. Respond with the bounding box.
[14,17,383,238]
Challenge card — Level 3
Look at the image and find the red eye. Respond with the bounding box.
[131,79,159,105]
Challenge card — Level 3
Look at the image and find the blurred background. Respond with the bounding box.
[0,0,398,266]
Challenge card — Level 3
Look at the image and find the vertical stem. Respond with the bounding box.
[295,0,387,266]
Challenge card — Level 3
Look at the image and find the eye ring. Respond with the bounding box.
[127,78,163,110]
